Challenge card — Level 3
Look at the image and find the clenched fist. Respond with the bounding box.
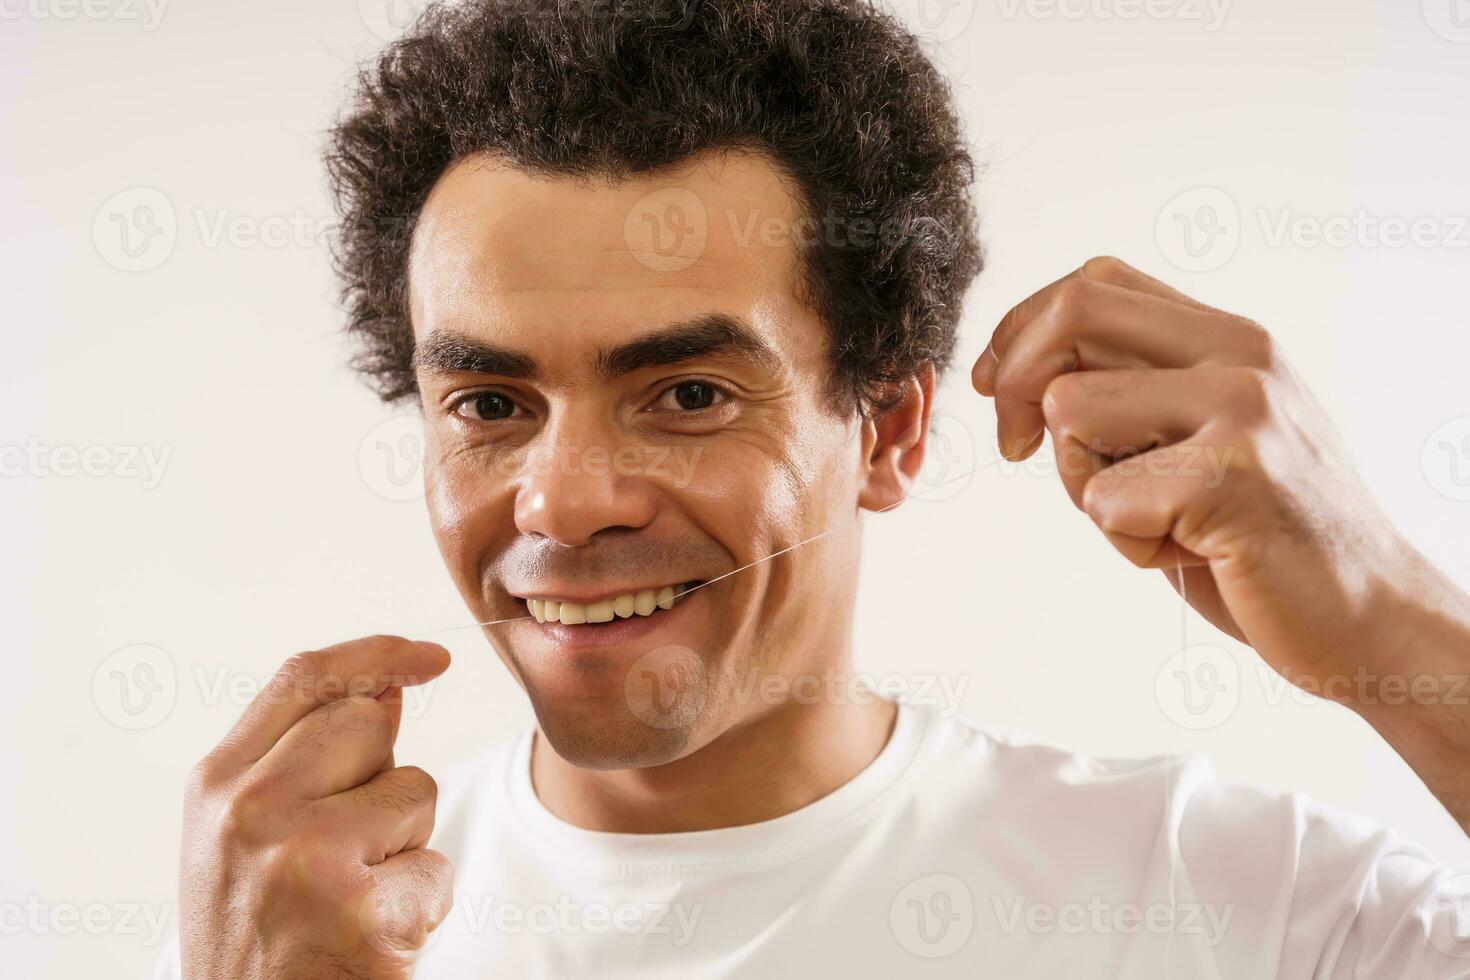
[178,636,454,979]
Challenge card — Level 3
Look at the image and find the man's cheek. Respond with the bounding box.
[426,465,509,600]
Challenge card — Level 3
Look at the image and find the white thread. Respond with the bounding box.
[1164,546,1187,977]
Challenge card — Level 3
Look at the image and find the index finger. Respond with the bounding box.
[211,635,450,769]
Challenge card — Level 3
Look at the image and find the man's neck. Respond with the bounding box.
[530,695,900,834]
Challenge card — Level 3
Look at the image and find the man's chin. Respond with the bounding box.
[529,695,703,770]
[510,635,720,768]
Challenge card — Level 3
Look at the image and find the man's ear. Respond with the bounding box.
[857,363,936,513]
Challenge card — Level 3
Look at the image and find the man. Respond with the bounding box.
[161,0,1470,977]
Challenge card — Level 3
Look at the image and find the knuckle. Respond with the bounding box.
[185,755,222,800]
[280,650,324,682]
[265,843,364,901]
[992,362,1024,402]
[396,765,438,806]
[266,652,323,707]
[217,778,281,845]
[412,850,455,902]
[1081,254,1131,283]
[366,766,437,814]
[1224,366,1273,421]
[313,694,392,740]
[1040,373,1078,428]
[1234,317,1277,366]
[1049,276,1092,321]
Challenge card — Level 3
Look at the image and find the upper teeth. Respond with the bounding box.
[529,586,680,625]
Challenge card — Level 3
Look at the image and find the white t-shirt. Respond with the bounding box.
[155,699,1470,978]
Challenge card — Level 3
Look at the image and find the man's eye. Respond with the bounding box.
[454,392,519,421]
[656,381,727,412]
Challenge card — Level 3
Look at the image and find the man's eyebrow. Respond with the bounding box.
[411,333,539,380]
[595,314,780,379]
[410,314,779,383]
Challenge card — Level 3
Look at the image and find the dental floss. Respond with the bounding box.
[417,456,1006,636]
[1165,547,1186,977]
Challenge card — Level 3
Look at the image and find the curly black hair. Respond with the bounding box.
[325,0,983,415]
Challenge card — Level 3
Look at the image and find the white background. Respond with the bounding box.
[3,0,1469,975]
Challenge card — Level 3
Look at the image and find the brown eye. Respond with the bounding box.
[657,381,726,412]
[455,392,519,421]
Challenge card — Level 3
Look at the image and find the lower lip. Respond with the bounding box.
[516,588,704,650]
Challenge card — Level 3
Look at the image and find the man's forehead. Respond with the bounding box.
[407,150,810,341]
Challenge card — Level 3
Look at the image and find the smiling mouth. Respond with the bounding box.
[524,581,704,625]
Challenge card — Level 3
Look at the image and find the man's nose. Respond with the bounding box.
[512,419,658,546]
